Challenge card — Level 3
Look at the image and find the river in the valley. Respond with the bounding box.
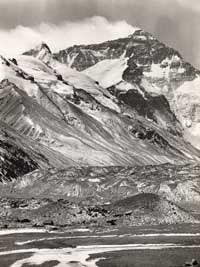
[0,224,200,267]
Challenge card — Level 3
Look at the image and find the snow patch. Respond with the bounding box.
[84,58,128,88]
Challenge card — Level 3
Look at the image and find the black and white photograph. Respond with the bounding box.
[0,0,200,266]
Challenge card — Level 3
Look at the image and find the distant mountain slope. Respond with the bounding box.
[54,29,200,149]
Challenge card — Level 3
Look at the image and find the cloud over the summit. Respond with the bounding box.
[0,16,136,57]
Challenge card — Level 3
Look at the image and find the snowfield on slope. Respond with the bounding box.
[84,57,128,88]
[17,55,120,113]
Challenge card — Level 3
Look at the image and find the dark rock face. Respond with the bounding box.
[0,138,38,182]
[0,121,46,182]
[117,89,181,133]
[107,82,183,137]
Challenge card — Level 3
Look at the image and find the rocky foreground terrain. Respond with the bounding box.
[0,193,197,229]
[0,164,199,229]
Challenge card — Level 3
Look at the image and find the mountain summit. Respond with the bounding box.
[54,29,200,149]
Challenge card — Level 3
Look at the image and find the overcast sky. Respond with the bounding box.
[0,0,200,68]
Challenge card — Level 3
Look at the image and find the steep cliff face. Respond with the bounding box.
[54,30,200,149]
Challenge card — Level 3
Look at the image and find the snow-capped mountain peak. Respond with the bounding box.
[129,29,157,42]
[53,30,200,150]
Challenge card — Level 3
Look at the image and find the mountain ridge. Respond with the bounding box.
[53,29,200,149]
